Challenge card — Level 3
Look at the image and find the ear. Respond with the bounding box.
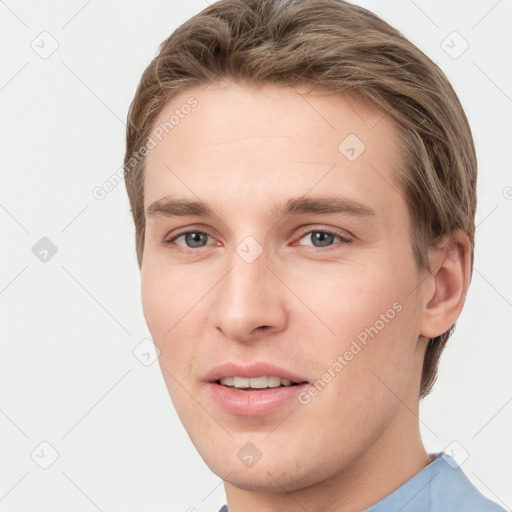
[418,230,472,339]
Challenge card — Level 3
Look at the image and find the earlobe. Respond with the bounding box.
[419,231,472,339]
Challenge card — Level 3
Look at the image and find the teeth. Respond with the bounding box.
[219,376,296,389]
[250,376,280,388]
[234,376,250,388]
[221,377,234,386]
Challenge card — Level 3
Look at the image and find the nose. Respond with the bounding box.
[211,246,287,344]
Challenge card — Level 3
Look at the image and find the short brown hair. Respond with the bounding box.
[124,0,477,398]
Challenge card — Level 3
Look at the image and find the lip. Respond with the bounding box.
[204,362,309,417]
[204,362,308,384]
[206,381,309,417]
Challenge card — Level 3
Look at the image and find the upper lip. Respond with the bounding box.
[205,362,308,384]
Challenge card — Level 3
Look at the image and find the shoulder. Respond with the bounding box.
[429,454,507,512]
[366,453,507,512]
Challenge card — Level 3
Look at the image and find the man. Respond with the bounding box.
[123,0,506,510]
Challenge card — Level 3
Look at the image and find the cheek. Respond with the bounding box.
[290,261,406,344]
[291,274,419,463]
[140,262,200,373]
[292,258,420,391]
[141,270,205,422]
[141,253,196,335]
[140,268,173,340]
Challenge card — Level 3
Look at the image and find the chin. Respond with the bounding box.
[207,450,332,493]
[223,466,313,493]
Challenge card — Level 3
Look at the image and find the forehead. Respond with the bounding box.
[143,82,404,218]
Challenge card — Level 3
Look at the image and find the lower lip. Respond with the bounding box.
[206,382,309,417]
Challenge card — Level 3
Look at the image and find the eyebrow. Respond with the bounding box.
[146,195,376,219]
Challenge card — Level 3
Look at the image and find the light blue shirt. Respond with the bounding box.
[218,453,506,511]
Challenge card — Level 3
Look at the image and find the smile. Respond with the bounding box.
[218,375,298,389]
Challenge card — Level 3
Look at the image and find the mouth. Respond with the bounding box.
[205,361,308,387]
[216,375,304,391]
[205,362,309,416]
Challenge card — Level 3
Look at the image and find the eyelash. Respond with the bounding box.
[164,227,353,252]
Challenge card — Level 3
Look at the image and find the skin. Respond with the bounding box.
[140,81,471,512]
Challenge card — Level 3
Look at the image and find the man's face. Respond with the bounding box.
[141,82,427,491]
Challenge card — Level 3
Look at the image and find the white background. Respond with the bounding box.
[1,0,511,510]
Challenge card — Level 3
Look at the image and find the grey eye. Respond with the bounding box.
[299,231,338,248]
[176,232,210,248]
